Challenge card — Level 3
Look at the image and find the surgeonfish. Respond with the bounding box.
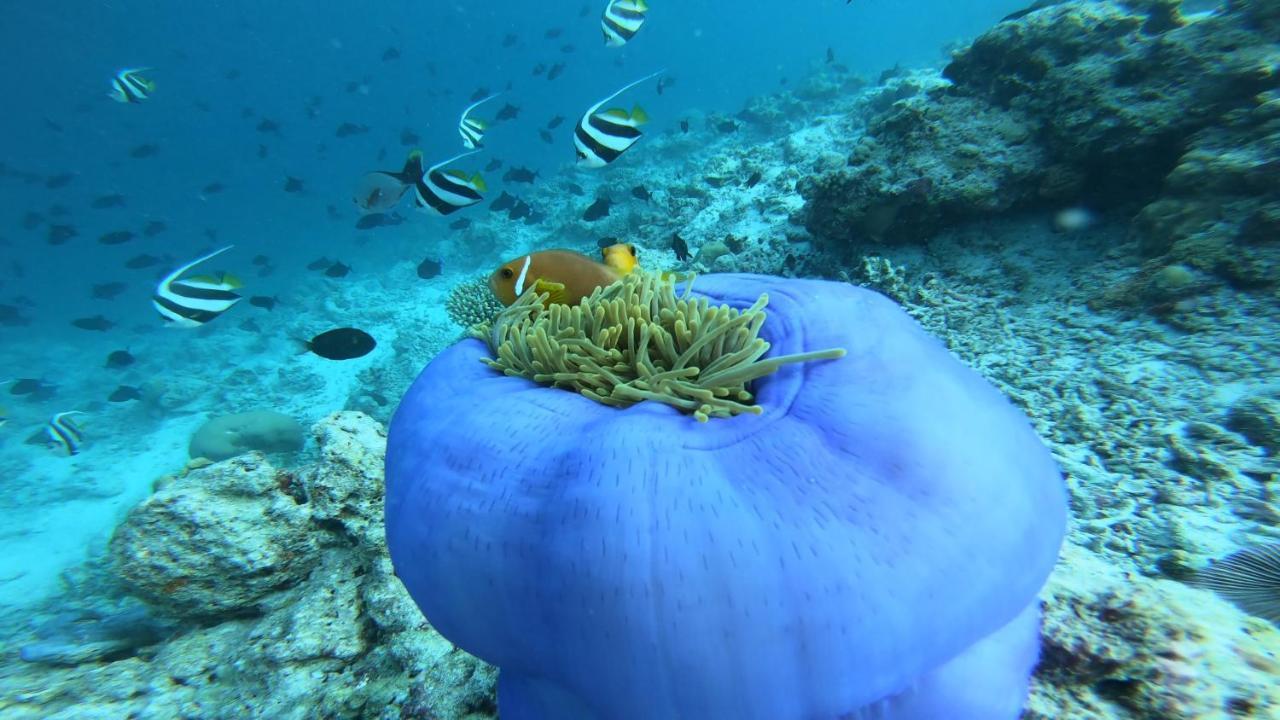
[108,68,155,104]
[488,249,623,307]
[458,94,500,150]
[46,411,86,456]
[413,151,487,215]
[600,242,639,275]
[152,246,242,328]
[575,71,663,168]
[354,150,423,213]
[601,0,649,47]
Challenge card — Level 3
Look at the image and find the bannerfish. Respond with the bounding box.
[601,0,649,47]
[152,245,242,327]
[413,150,486,215]
[45,412,86,456]
[575,71,662,168]
[304,328,376,361]
[488,249,624,307]
[354,150,422,213]
[108,68,155,104]
[108,385,142,403]
[600,242,639,275]
[458,93,500,150]
[105,350,135,369]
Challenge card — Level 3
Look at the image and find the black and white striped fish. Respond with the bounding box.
[108,68,155,104]
[458,93,500,150]
[601,0,649,47]
[574,71,662,168]
[413,151,487,215]
[153,246,242,327]
[46,411,86,456]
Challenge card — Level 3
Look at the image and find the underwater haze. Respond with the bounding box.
[1,0,1278,718]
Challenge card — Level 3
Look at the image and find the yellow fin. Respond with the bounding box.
[471,173,487,192]
[220,273,244,289]
[185,274,217,284]
[534,278,569,306]
[600,108,630,120]
[630,104,650,125]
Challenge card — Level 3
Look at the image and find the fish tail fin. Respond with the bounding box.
[395,150,425,182]
[471,173,488,192]
[630,104,650,124]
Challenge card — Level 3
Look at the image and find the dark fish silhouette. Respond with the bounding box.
[324,261,351,278]
[257,144,269,159]
[495,103,521,121]
[307,257,332,271]
[449,218,472,230]
[105,350,135,369]
[335,122,369,138]
[400,128,420,146]
[546,116,565,129]
[92,194,126,209]
[249,295,278,311]
[45,172,75,189]
[46,225,77,245]
[109,385,143,402]
[143,220,168,237]
[547,63,566,81]
[98,230,135,245]
[631,185,651,203]
[484,158,503,172]
[545,27,563,39]
[502,33,519,48]
[490,191,517,212]
[8,378,51,396]
[125,254,162,269]
[201,182,226,195]
[305,328,376,361]
[680,119,690,133]
[532,63,547,76]
[470,87,492,102]
[560,44,575,54]
[745,171,763,188]
[582,197,612,222]
[252,254,271,266]
[671,232,689,261]
[564,182,585,196]
[717,120,739,134]
[509,200,532,221]
[256,118,281,134]
[503,166,538,184]
[129,143,159,159]
[72,315,114,331]
[283,176,305,193]
[539,129,554,144]
[92,282,127,300]
[355,212,404,230]
[382,46,401,62]
[417,257,442,280]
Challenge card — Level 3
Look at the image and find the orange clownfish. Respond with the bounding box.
[489,244,641,306]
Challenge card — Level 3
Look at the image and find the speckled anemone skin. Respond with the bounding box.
[385,273,1066,720]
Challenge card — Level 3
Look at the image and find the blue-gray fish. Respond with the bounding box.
[152,246,242,327]
[574,71,662,168]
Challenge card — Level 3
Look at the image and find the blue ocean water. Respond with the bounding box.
[1,0,1277,718]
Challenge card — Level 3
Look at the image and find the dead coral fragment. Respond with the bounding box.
[475,272,846,422]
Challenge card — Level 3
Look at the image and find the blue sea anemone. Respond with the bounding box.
[385,273,1066,720]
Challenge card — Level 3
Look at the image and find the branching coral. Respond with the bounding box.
[444,276,505,330]
[474,272,846,421]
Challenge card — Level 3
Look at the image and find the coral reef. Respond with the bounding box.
[188,410,305,461]
[3,413,496,720]
[799,0,1280,293]
[444,275,505,330]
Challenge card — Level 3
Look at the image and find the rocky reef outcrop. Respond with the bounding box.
[801,0,1280,292]
[4,412,496,720]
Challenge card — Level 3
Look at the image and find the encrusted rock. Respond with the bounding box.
[303,411,387,547]
[111,453,319,618]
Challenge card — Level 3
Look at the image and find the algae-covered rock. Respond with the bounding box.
[110,453,319,618]
[303,410,388,547]
[1029,543,1280,719]
[188,410,305,461]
